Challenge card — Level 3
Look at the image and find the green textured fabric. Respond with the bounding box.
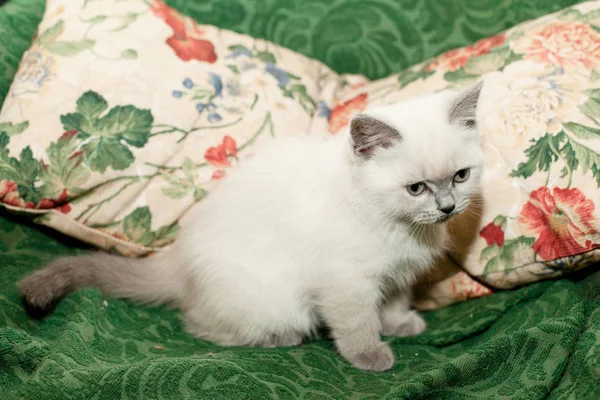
[165,0,584,79]
[2,215,600,398]
[0,0,45,105]
[1,0,600,398]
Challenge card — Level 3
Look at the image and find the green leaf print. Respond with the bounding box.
[464,52,506,75]
[121,49,138,59]
[226,65,240,74]
[443,69,478,82]
[255,51,276,64]
[228,44,251,54]
[511,131,600,187]
[39,132,89,199]
[563,122,600,140]
[123,206,154,246]
[510,134,562,179]
[45,39,95,56]
[0,121,28,137]
[96,106,153,147]
[60,91,153,172]
[581,89,600,119]
[160,157,206,201]
[481,236,536,277]
[76,91,109,120]
[153,222,180,247]
[397,68,435,88]
[122,206,181,247]
[182,157,196,183]
[82,136,134,173]
[567,136,600,186]
[35,20,65,45]
[283,84,316,114]
[0,133,41,202]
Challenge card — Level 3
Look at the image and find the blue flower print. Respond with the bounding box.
[172,90,183,98]
[183,78,193,89]
[208,73,223,97]
[317,101,331,119]
[208,113,222,123]
[196,103,206,112]
[265,63,290,87]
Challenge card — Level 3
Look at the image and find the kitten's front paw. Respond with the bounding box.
[341,342,395,371]
[381,310,427,337]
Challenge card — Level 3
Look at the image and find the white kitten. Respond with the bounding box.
[19,83,484,371]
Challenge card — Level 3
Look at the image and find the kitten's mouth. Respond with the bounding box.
[436,215,452,223]
[416,214,454,225]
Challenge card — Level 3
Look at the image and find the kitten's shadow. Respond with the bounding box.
[413,194,484,310]
[447,193,484,265]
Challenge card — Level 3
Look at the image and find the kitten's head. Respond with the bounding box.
[349,83,484,225]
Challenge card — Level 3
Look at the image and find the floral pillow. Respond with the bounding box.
[316,1,600,308]
[0,0,352,256]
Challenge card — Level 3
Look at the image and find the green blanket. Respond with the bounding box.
[1,0,599,398]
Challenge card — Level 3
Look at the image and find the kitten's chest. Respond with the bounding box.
[375,224,448,279]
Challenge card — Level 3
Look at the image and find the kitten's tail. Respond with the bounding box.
[18,252,183,318]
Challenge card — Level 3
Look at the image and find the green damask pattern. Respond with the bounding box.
[1,0,599,398]
[166,0,584,79]
[0,0,45,105]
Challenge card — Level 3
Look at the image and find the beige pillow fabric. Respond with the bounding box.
[2,0,599,309]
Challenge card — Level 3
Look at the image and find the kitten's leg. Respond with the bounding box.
[321,286,394,372]
[379,291,426,337]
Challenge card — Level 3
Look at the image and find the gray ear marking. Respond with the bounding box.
[350,114,401,159]
[449,81,483,129]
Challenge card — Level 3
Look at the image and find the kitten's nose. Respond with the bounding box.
[440,205,455,214]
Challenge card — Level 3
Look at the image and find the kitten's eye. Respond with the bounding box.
[454,168,471,183]
[407,182,426,196]
[464,119,476,129]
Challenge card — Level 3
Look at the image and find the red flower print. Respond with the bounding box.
[0,179,71,214]
[519,187,599,260]
[60,130,78,140]
[151,0,217,63]
[56,204,72,214]
[36,189,72,214]
[451,271,493,301]
[3,191,24,208]
[37,199,54,209]
[211,170,226,181]
[426,34,506,72]
[0,179,17,199]
[149,0,187,37]
[479,221,505,247]
[166,36,217,63]
[204,135,238,168]
[328,93,368,134]
[511,21,600,72]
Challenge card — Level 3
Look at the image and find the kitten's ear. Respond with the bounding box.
[449,81,483,129]
[350,114,401,159]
